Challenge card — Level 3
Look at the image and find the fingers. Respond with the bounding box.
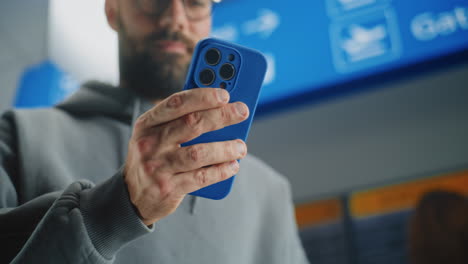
[174,160,240,195]
[162,101,249,144]
[167,140,247,173]
[136,88,230,134]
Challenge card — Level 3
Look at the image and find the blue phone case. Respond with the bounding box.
[182,38,267,200]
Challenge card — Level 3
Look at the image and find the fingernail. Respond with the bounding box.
[230,160,239,170]
[237,142,246,155]
[217,89,229,103]
[235,103,247,116]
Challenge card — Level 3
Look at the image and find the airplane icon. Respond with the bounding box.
[330,9,402,72]
[341,24,388,62]
[243,9,280,39]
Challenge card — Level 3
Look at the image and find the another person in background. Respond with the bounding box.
[0,0,308,263]
[408,190,468,264]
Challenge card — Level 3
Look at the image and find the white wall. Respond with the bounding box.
[0,0,49,112]
[48,0,119,85]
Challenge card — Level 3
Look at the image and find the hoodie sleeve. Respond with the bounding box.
[0,111,154,263]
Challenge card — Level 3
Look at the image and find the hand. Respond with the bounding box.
[123,88,249,226]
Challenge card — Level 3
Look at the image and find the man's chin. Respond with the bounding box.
[152,53,191,69]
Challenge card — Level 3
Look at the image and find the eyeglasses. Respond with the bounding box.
[137,0,215,21]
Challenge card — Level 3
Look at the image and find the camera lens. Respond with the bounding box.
[205,48,221,66]
[219,63,235,80]
[199,68,215,86]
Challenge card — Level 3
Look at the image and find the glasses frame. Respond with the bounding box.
[137,0,217,21]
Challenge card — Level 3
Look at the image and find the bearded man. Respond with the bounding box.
[0,0,309,263]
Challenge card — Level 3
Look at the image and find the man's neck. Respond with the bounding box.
[119,80,164,106]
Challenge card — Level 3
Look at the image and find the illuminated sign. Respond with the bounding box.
[212,0,468,111]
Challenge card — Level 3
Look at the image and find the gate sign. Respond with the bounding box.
[212,0,468,109]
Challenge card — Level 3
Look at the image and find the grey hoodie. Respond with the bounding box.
[0,82,309,264]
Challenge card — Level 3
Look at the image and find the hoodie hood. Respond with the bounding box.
[55,81,153,124]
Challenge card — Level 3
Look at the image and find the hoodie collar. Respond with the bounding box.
[56,81,141,123]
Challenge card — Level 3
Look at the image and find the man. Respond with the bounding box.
[0,0,309,263]
[409,190,468,264]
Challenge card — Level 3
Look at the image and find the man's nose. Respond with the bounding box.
[158,0,189,32]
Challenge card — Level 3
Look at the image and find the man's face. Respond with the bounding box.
[113,0,211,99]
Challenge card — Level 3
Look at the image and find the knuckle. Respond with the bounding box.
[218,165,229,180]
[187,145,204,163]
[212,89,219,101]
[142,160,164,175]
[219,106,231,124]
[201,91,212,105]
[143,162,156,175]
[136,138,152,154]
[167,93,184,108]
[195,169,209,186]
[184,111,202,131]
[155,178,173,198]
[213,89,221,102]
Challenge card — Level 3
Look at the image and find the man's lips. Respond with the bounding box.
[155,40,188,54]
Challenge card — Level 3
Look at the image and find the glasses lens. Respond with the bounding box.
[184,0,212,20]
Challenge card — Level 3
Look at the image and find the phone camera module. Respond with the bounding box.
[219,63,235,80]
[199,68,215,86]
[205,48,221,66]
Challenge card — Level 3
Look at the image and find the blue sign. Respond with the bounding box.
[212,0,468,112]
[15,61,79,108]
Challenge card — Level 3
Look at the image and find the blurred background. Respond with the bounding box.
[1,0,468,263]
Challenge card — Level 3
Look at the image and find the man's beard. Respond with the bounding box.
[118,26,196,100]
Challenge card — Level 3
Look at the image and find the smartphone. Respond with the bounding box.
[182,38,267,200]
